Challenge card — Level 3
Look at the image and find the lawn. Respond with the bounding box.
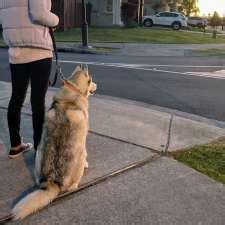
[194,48,225,56]
[173,139,225,184]
[55,27,225,44]
[1,27,225,45]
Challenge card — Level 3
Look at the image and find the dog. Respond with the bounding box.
[12,65,97,220]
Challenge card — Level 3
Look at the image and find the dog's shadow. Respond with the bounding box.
[11,150,38,207]
[23,150,36,182]
[11,186,37,207]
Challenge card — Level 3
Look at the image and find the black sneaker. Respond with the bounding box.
[8,143,33,159]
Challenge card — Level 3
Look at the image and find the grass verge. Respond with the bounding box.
[55,27,225,44]
[194,48,225,56]
[173,138,225,184]
[1,27,225,45]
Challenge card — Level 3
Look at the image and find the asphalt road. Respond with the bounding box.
[1,49,225,121]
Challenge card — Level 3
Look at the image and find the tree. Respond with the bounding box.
[222,15,225,30]
[210,11,222,28]
[180,0,199,16]
[152,1,168,14]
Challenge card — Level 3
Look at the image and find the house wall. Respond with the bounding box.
[52,0,82,30]
[144,0,180,16]
[144,4,155,15]
[52,0,65,31]
[51,0,184,29]
[88,0,113,26]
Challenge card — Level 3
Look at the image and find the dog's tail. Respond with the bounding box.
[12,182,60,220]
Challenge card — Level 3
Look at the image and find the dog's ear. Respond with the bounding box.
[83,64,88,72]
[82,64,89,78]
[73,65,82,74]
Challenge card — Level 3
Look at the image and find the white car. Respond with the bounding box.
[143,12,188,30]
[188,17,208,28]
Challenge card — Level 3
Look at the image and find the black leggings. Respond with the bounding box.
[8,58,52,150]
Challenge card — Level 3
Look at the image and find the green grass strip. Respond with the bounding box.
[55,27,225,44]
[174,141,225,184]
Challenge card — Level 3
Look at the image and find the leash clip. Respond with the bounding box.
[56,65,66,82]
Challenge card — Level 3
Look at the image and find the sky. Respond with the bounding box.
[198,0,225,16]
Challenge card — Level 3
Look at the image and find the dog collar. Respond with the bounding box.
[63,80,83,95]
[62,80,88,120]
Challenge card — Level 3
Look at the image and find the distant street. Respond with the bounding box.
[1,48,225,121]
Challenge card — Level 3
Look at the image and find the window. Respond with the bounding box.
[159,12,175,17]
[170,13,179,17]
[159,12,169,17]
[105,0,113,13]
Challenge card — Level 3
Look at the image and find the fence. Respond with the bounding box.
[52,0,87,31]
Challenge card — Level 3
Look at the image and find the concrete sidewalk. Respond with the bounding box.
[1,42,225,57]
[0,81,225,224]
[56,42,225,57]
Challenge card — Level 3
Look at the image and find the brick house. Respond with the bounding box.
[87,0,139,26]
[144,0,183,15]
[87,0,183,26]
[52,0,183,29]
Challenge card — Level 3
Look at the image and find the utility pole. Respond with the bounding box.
[81,0,88,47]
[139,0,144,25]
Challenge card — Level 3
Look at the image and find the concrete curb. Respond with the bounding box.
[57,47,101,55]
[1,43,225,57]
[87,95,225,153]
[0,45,103,55]
[0,46,119,55]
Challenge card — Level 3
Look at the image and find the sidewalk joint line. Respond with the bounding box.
[54,154,160,203]
[164,114,174,154]
[89,130,161,155]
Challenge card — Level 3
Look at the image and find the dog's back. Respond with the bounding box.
[38,101,88,190]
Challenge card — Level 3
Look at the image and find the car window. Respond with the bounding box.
[159,12,169,17]
[170,13,179,17]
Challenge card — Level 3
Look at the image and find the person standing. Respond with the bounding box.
[0,0,59,158]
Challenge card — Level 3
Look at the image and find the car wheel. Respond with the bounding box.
[143,19,153,27]
[172,22,181,30]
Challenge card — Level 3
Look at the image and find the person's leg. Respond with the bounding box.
[29,58,52,150]
[8,63,30,148]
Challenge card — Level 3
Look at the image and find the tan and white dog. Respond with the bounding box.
[12,65,97,220]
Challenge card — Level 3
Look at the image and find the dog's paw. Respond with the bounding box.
[68,183,78,192]
[84,161,89,169]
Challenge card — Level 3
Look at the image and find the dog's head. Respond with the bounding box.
[67,64,97,97]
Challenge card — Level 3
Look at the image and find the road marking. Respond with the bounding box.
[143,65,225,68]
[58,60,225,80]
[57,60,225,68]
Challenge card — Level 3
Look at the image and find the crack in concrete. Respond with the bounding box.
[89,130,160,155]
[164,114,174,153]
